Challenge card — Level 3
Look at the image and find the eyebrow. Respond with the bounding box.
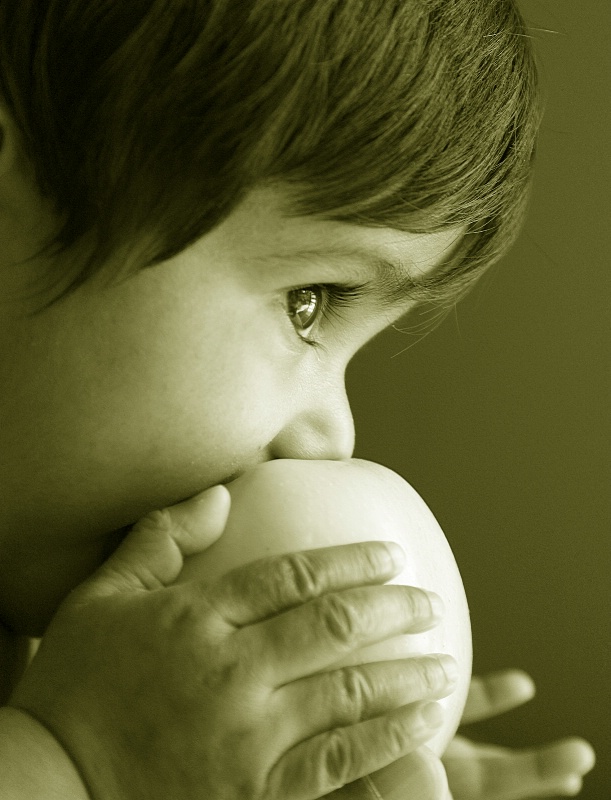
[252,244,431,312]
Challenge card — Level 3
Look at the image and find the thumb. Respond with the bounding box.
[76,484,231,601]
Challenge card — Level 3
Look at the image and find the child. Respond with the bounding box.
[0,1,595,798]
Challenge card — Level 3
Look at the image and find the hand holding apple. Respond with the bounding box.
[178,458,472,758]
[8,459,468,800]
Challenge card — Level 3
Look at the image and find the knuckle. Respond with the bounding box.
[383,713,413,756]
[418,657,444,694]
[316,593,361,648]
[275,551,325,605]
[136,507,173,535]
[359,542,392,581]
[332,668,374,722]
[323,728,355,787]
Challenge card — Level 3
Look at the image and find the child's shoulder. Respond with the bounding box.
[0,622,35,705]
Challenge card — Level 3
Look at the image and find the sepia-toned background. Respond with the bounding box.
[349,2,610,798]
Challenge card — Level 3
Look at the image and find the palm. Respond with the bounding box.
[443,670,596,800]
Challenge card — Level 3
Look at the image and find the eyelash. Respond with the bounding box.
[286,283,369,348]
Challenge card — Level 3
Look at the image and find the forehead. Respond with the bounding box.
[208,185,464,286]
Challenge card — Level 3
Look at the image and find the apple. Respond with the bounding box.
[177,458,472,757]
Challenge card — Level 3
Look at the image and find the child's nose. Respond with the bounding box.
[269,377,355,462]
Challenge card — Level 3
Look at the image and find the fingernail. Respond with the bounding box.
[384,542,406,570]
[419,702,444,729]
[427,591,445,621]
[176,485,231,529]
[437,654,459,686]
[186,484,230,510]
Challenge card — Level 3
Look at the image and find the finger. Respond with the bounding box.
[269,702,445,800]
[538,737,596,778]
[460,670,535,724]
[528,773,583,797]
[76,485,231,599]
[278,655,458,745]
[443,737,596,800]
[207,541,411,627]
[446,765,584,800]
[244,583,443,685]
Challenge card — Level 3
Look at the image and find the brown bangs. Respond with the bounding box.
[0,0,541,309]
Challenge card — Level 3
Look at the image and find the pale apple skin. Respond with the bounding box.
[177,458,472,756]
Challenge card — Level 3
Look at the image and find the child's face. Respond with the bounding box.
[0,183,461,633]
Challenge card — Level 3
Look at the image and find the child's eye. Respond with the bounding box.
[286,283,369,348]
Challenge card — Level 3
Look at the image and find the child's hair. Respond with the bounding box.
[0,0,541,311]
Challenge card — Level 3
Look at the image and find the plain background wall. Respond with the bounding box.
[348,2,610,798]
